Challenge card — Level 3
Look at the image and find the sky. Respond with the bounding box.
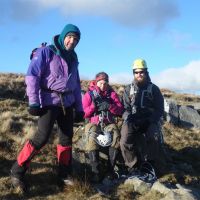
[0,0,200,95]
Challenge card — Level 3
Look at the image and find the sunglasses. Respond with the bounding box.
[134,71,145,75]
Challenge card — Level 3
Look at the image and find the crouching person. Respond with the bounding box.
[120,59,166,182]
[82,72,123,183]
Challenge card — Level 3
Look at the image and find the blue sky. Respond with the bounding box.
[0,0,200,94]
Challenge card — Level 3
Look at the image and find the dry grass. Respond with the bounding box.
[0,73,200,199]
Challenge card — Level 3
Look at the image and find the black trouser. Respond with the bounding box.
[120,121,162,169]
[32,106,74,149]
[11,106,74,178]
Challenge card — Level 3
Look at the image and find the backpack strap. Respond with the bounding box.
[30,42,47,60]
[89,89,112,125]
[89,89,111,106]
[129,84,138,114]
[89,89,100,105]
[129,83,154,112]
[147,83,153,100]
[140,83,153,109]
[129,83,137,101]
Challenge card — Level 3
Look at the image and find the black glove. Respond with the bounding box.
[146,123,158,140]
[28,104,43,116]
[131,118,150,132]
[74,111,85,123]
[97,101,110,112]
[134,118,149,127]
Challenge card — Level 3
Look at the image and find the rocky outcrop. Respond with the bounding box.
[164,98,200,129]
[164,99,179,125]
[179,106,200,129]
[72,128,200,200]
[124,178,200,200]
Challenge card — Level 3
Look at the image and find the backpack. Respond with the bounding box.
[130,83,153,101]
[30,42,47,60]
[23,42,48,101]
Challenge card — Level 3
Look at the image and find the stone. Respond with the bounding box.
[124,177,152,194]
[179,106,200,129]
[151,181,171,195]
[164,99,179,125]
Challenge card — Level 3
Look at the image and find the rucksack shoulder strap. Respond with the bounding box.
[130,84,135,97]
[89,89,100,104]
[129,83,137,102]
[147,83,153,100]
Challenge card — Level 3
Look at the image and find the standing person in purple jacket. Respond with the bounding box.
[10,24,84,192]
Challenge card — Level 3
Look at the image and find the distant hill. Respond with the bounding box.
[1,72,200,103]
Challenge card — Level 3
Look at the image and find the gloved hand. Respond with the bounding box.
[28,103,43,116]
[74,111,85,123]
[146,123,158,140]
[134,118,149,127]
[97,101,110,112]
[131,118,150,132]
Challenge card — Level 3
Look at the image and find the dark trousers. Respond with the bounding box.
[11,106,74,178]
[120,122,165,169]
[32,106,74,149]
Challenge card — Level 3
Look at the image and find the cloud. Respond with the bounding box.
[109,72,133,85]
[109,61,200,94]
[1,0,179,29]
[152,60,200,93]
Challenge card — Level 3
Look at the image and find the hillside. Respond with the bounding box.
[0,73,200,200]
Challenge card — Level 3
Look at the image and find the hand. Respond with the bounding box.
[97,101,110,112]
[132,118,150,132]
[146,123,158,140]
[134,118,149,127]
[74,111,85,123]
[28,103,43,116]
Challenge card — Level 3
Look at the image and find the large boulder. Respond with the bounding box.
[179,106,200,129]
[164,99,179,125]
[164,98,200,129]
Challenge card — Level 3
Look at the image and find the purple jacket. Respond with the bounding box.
[25,46,83,112]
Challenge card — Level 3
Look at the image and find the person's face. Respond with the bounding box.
[96,80,108,91]
[134,69,146,84]
[64,33,79,51]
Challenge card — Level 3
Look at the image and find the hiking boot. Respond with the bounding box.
[57,164,74,186]
[126,167,141,179]
[11,175,27,193]
[137,161,157,183]
[90,173,101,183]
[61,174,74,186]
[106,170,120,180]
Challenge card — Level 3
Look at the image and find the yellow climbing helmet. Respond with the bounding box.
[132,59,147,70]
